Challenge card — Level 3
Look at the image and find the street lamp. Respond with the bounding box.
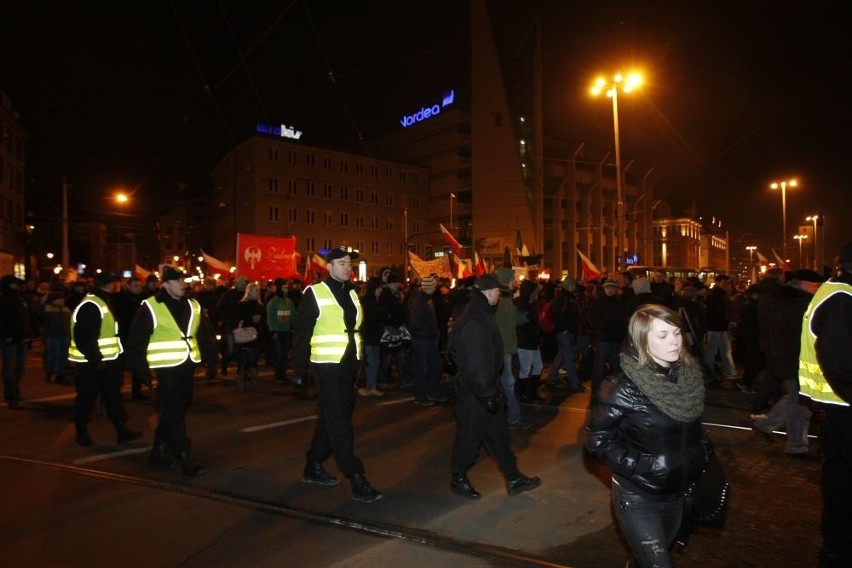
[746,245,757,282]
[590,71,643,271]
[769,178,797,260]
[449,192,456,233]
[805,213,821,271]
[793,234,807,268]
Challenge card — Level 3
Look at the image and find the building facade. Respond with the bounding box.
[0,90,26,277]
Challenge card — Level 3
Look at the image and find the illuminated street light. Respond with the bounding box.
[115,192,130,204]
[590,71,644,271]
[746,245,757,282]
[793,234,808,268]
[805,213,822,271]
[769,178,797,260]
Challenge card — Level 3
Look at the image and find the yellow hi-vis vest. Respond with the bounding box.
[68,294,122,362]
[141,297,202,368]
[799,281,852,407]
[308,282,363,363]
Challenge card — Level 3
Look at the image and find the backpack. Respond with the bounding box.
[537,301,556,334]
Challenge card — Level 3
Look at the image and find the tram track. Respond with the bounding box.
[0,454,568,568]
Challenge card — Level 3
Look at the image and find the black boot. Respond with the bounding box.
[116,425,143,445]
[528,375,548,404]
[149,443,174,469]
[506,471,541,495]
[516,378,531,403]
[450,472,481,500]
[351,473,383,503]
[75,426,93,447]
[302,461,339,486]
[177,451,203,477]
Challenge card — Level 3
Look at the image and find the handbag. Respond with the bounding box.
[233,325,258,344]
[676,433,730,548]
[380,324,411,350]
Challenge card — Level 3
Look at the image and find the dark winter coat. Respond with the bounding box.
[449,290,503,401]
[588,294,628,343]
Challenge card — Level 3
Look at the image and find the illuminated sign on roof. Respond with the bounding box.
[256,123,303,140]
[400,90,455,128]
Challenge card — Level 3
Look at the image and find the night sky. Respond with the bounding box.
[4,0,850,263]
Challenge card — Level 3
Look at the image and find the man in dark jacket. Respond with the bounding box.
[588,279,628,395]
[546,277,583,392]
[704,274,736,382]
[448,274,541,500]
[113,276,149,400]
[0,274,33,408]
[753,269,823,457]
[406,274,445,406]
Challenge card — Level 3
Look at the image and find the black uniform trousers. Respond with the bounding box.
[821,404,852,566]
[154,360,197,454]
[306,348,364,478]
[73,359,127,431]
[451,387,518,477]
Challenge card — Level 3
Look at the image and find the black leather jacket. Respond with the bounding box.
[585,362,705,498]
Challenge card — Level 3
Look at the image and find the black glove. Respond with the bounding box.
[484,398,500,415]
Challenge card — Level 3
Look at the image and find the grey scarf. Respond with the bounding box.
[619,353,705,422]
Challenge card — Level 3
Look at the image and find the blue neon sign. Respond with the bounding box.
[256,123,303,140]
[399,90,455,128]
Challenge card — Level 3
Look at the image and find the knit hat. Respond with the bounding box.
[162,267,185,282]
[495,267,514,286]
[475,274,503,291]
[602,279,618,288]
[561,276,577,291]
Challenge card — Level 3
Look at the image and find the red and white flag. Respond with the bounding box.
[755,250,769,267]
[304,253,328,283]
[439,223,463,255]
[134,264,151,281]
[236,233,300,281]
[474,251,486,277]
[577,249,602,282]
[771,248,790,271]
[200,249,232,276]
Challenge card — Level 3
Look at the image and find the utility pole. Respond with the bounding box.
[62,175,70,269]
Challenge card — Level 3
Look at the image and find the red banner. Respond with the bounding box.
[236,233,301,281]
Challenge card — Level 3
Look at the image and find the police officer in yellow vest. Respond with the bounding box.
[799,240,852,567]
[291,246,382,502]
[126,266,217,477]
[69,272,142,447]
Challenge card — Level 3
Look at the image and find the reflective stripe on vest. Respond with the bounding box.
[68,294,122,362]
[142,297,202,368]
[799,281,852,407]
[308,282,363,363]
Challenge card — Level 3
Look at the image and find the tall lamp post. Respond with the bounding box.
[805,213,822,272]
[746,245,757,282]
[449,192,456,232]
[793,234,807,268]
[590,71,643,271]
[770,178,797,261]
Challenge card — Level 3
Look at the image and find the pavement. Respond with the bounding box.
[0,343,826,567]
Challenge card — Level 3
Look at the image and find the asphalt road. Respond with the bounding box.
[0,344,824,567]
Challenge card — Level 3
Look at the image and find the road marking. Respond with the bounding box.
[239,415,317,432]
[73,446,152,465]
[702,421,818,439]
[375,396,414,407]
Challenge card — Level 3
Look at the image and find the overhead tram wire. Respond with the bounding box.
[300,0,370,155]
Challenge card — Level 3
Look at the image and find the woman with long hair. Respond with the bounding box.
[235,282,265,391]
[585,304,706,567]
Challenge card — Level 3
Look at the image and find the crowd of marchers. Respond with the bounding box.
[2,240,851,567]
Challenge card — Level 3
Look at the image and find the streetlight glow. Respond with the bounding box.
[769,178,798,261]
[589,70,645,271]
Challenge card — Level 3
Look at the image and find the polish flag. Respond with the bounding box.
[201,250,232,276]
[440,223,463,255]
[134,264,151,281]
[771,248,790,271]
[577,249,602,282]
[474,251,486,277]
[755,250,770,267]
